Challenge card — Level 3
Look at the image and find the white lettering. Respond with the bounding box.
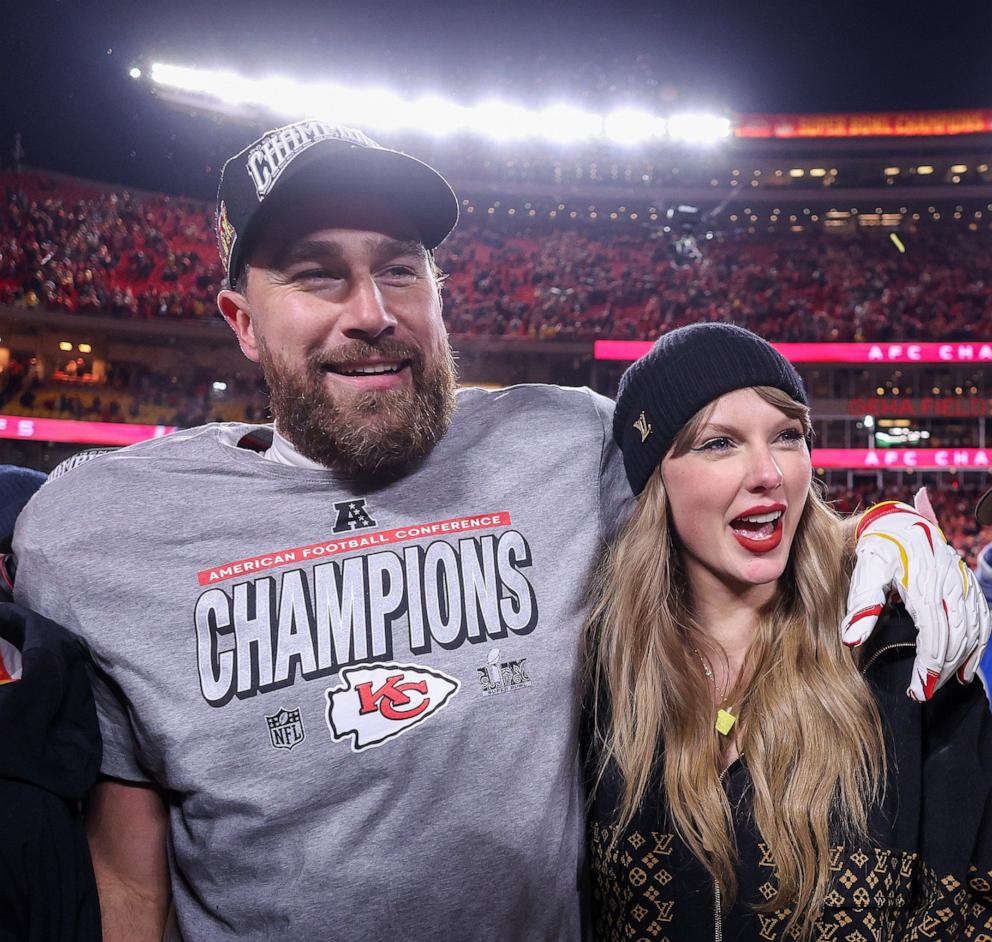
[195,589,235,705]
[314,557,368,669]
[273,569,318,684]
[234,579,275,694]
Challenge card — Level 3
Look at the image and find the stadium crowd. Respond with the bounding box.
[0,353,266,427]
[4,173,992,560]
[4,172,992,342]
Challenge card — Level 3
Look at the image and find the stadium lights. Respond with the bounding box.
[148,61,728,146]
[604,108,668,145]
[666,113,732,144]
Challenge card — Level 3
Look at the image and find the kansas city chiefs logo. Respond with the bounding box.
[325,663,459,751]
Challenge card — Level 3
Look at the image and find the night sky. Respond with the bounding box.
[4,0,992,197]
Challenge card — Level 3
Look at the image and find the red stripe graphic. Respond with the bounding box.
[197,511,512,586]
[855,502,918,540]
[913,521,935,553]
[842,604,884,646]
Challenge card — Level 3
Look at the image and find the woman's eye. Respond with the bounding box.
[778,427,805,444]
[694,437,734,453]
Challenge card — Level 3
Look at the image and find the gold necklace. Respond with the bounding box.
[691,646,738,737]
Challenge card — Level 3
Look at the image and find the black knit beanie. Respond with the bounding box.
[613,323,808,496]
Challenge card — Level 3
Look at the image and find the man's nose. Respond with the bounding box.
[340,275,398,340]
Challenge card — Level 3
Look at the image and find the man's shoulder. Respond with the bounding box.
[456,383,615,425]
[19,423,255,524]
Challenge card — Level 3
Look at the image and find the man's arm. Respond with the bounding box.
[87,779,170,942]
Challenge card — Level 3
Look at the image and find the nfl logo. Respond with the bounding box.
[266,708,306,750]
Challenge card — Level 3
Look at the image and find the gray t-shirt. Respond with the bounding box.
[14,384,631,942]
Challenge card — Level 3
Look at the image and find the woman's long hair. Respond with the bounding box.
[585,386,886,940]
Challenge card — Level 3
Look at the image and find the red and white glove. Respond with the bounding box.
[841,488,990,701]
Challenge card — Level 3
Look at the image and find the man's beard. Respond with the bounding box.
[258,335,457,479]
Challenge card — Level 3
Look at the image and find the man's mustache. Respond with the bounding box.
[306,340,425,370]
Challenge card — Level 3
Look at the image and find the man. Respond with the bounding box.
[12,122,988,941]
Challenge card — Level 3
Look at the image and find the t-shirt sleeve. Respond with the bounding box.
[584,389,634,545]
[12,498,152,784]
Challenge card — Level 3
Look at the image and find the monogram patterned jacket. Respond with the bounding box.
[585,613,992,941]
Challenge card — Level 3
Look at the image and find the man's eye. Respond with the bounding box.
[292,269,340,282]
[379,266,418,281]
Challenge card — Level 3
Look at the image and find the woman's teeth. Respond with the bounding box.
[731,511,783,540]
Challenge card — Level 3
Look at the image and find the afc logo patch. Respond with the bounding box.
[266,707,305,750]
[325,663,459,751]
[332,498,377,533]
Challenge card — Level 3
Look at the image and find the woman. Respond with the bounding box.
[584,323,992,940]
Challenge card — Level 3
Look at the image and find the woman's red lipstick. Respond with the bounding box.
[729,504,786,554]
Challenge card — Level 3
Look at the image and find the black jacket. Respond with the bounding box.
[587,613,992,940]
[0,603,102,942]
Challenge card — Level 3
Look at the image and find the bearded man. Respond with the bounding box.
[12,122,989,942]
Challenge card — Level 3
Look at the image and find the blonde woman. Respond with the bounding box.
[585,323,992,940]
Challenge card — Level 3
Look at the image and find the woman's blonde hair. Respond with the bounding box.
[585,386,886,940]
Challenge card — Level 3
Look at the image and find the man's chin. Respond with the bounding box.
[260,337,457,478]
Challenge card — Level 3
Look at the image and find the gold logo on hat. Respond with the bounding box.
[634,411,652,443]
[217,200,236,271]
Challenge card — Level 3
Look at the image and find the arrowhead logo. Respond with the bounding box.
[325,663,460,751]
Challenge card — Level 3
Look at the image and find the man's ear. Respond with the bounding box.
[217,288,261,363]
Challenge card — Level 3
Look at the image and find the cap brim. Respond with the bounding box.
[229,141,458,283]
[977,487,992,526]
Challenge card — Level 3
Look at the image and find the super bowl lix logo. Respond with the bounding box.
[477,648,531,696]
[325,663,459,751]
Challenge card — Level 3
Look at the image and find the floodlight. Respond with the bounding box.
[471,100,538,141]
[344,87,413,131]
[129,67,142,80]
[147,61,733,147]
[604,108,667,145]
[667,113,731,144]
[531,104,602,143]
[412,94,471,136]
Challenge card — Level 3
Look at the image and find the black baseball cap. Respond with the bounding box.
[977,486,992,526]
[216,121,459,289]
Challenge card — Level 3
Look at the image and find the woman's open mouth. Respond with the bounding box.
[729,508,784,554]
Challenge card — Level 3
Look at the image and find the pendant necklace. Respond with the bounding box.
[691,646,738,736]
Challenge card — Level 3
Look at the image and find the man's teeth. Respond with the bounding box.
[335,363,403,376]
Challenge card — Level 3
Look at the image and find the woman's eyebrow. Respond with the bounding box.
[697,422,740,437]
